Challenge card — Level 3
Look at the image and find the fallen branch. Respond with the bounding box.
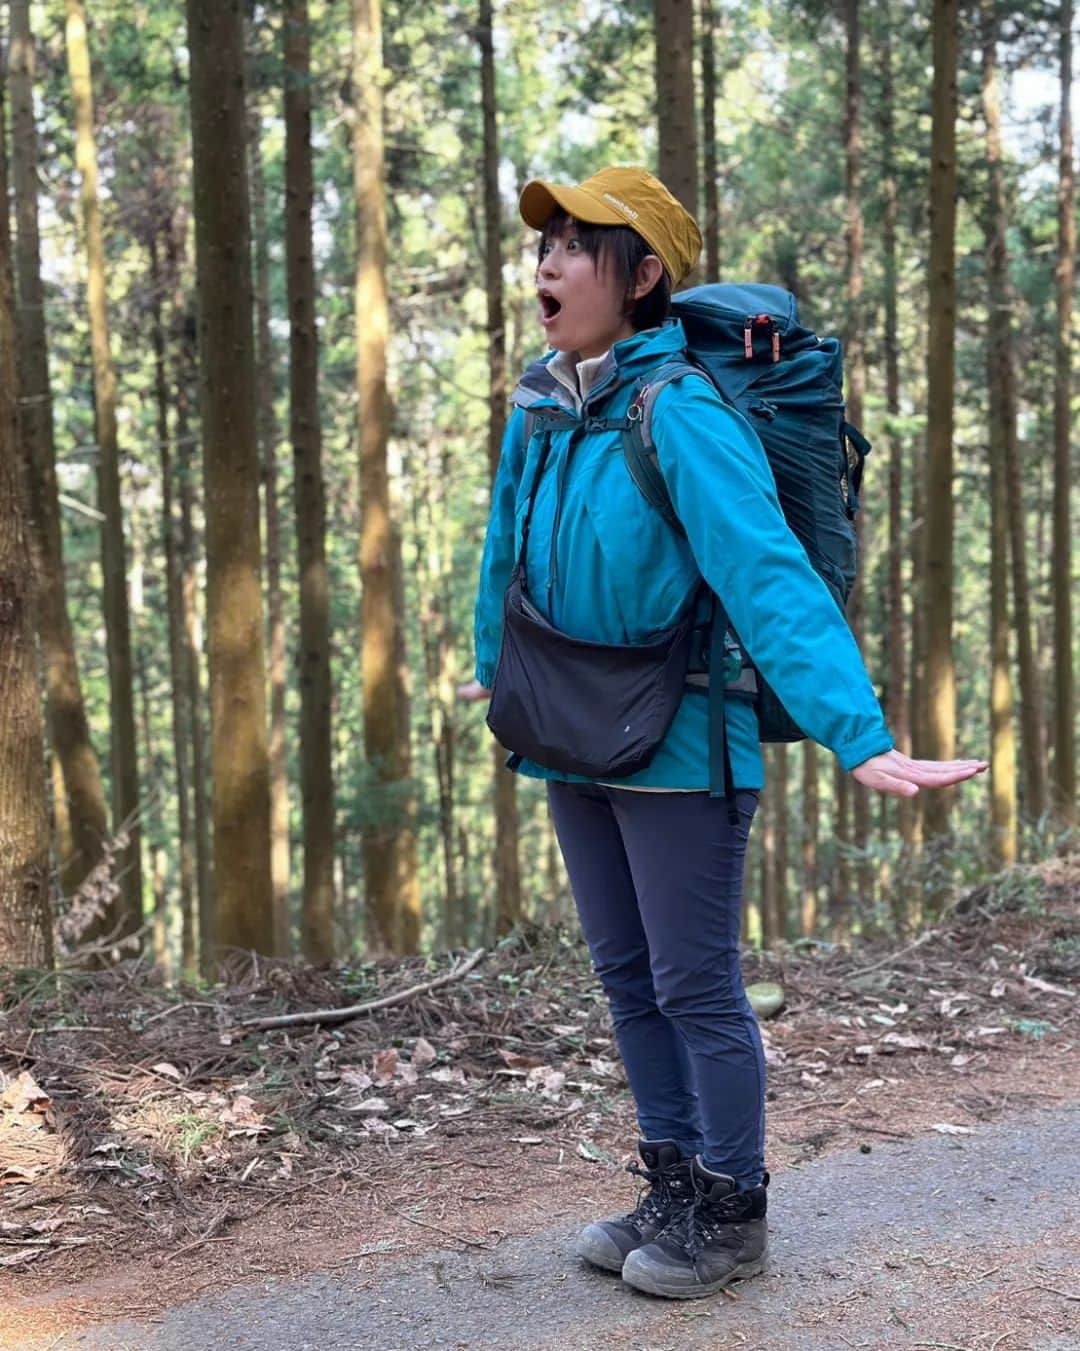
[846,928,938,979]
[229,947,488,1033]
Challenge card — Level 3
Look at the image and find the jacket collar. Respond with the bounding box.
[511,319,688,416]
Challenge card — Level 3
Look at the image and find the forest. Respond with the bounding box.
[0,0,1076,978]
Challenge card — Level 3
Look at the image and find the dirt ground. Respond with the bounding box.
[1,855,1077,1349]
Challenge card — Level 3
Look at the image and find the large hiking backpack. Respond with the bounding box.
[622,281,870,746]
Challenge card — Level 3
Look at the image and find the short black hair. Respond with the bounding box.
[538,209,672,332]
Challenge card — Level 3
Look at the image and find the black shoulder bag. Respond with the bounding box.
[486,425,701,779]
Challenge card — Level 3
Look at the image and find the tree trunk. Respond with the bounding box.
[700,0,719,281]
[800,741,818,938]
[285,0,336,959]
[171,289,214,972]
[1051,0,1075,827]
[65,0,143,935]
[248,73,291,958]
[353,0,413,953]
[878,12,913,862]
[981,3,1018,868]
[392,522,420,954]
[774,743,789,939]
[653,0,699,274]
[185,0,274,962]
[760,763,780,948]
[478,0,522,937]
[844,0,872,907]
[0,72,53,971]
[149,233,196,969]
[923,0,959,837]
[10,0,108,899]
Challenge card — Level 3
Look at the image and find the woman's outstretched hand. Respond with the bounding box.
[457,679,492,703]
[851,749,988,798]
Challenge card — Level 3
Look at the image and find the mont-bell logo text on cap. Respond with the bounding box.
[601,191,639,220]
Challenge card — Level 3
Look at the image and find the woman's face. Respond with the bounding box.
[535,222,636,360]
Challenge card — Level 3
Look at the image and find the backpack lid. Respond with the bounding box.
[672,283,819,404]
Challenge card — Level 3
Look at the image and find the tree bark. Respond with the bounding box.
[353,0,414,953]
[149,232,196,969]
[0,67,53,971]
[1051,0,1075,827]
[478,0,522,936]
[653,0,699,277]
[248,66,292,959]
[185,0,274,961]
[700,0,719,281]
[844,0,872,906]
[878,12,913,859]
[10,0,107,900]
[800,741,818,938]
[64,0,143,935]
[981,3,1018,868]
[285,0,336,959]
[923,0,959,832]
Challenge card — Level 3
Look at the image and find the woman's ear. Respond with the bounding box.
[632,254,665,299]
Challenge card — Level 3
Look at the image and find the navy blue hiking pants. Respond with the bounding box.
[547,781,765,1189]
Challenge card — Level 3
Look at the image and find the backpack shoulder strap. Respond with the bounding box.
[622,360,711,535]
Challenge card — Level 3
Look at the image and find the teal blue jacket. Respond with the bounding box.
[473,320,893,790]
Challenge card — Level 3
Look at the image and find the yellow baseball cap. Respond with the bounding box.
[519,166,702,286]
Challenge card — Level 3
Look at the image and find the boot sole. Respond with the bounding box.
[621,1252,767,1300]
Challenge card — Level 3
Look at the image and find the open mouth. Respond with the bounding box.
[538,291,562,319]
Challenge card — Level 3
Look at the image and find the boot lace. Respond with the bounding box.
[663,1188,751,1260]
[621,1160,692,1229]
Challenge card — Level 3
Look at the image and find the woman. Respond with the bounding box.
[459,166,986,1300]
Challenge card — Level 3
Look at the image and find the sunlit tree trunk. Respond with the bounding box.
[653,0,699,277]
[981,3,1018,868]
[1051,0,1075,828]
[479,0,521,937]
[186,0,274,961]
[65,0,143,935]
[353,0,415,953]
[248,63,291,958]
[285,0,336,959]
[923,0,959,849]
[774,744,789,938]
[10,0,107,900]
[0,78,52,972]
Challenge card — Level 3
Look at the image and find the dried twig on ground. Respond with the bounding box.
[229,947,488,1033]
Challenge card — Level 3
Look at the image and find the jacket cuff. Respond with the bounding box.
[836,729,895,773]
[476,662,496,689]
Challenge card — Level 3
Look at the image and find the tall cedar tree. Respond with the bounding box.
[148,232,198,967]
[354,0,419,953]
[923,0,959,839]
[654,0,699,263]
[479,0,522,936]
[981,1,1018,866]
[0,64,53,970]
[248,67,291,955]
[9,0,108,898]
[1052,0,1075,826]
[285,0,336,959]
[64,0,143,935]
[700,0,719,280]
[878,9,916,875]
[186,0,275,961]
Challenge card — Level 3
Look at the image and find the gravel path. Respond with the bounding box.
[41,1101,1080,1351]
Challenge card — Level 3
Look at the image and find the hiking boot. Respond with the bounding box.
[621,1156,769,1299]
[575,1139,695,1273]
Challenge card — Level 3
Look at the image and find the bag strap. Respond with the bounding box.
[621,360,710,535]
